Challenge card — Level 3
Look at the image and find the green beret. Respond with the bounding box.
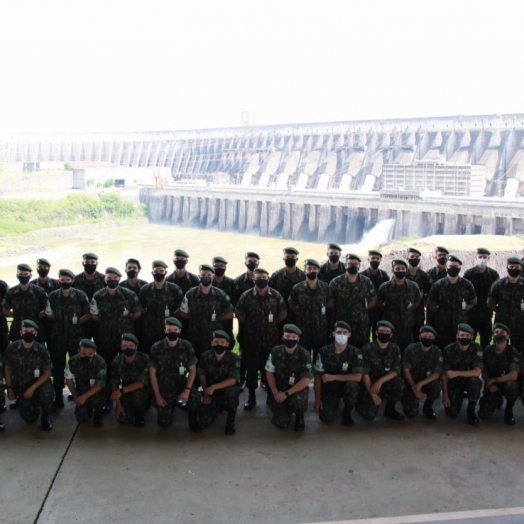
[476,247,490,255]
[199,264,214,273]
[212,330,230,341]
[507,256,523,266]
[152,260,168,269]
[17,263,32,272]
[408,247,422,256]
[21,319,39,330]
[493,323,511,335]
[327,243,342,251]
[105,267,122,277]
[304,259,320,269]
[121,333,139,345]
[245,252,260,259]
[79,338,97,349]
[377,320,395,331]
[253,267,269,275]
[125,258,141,270]
[392,259,407,268]
[368,250,382,257]
[283,247,299,255]
[447,255,462,265]
[83,253,98,260]
[165,317,182,328]
[435,246,449,254]
[457,323,475,335]
[174,249,189,258]
[212,256,228,265]
[345,253,361,262]
[36,258,51,266]
[58,269,75,279]
[334,321,351,331]
[283,324,302,335]
[419,325,437,336]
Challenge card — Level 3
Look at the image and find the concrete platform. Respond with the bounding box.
[1,388,524,524]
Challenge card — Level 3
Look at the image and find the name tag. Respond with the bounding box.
[384,367,390,372]
[164,307,170,318]
[288,375,295,386]
[72,314,78,325]
[342,362,348,372]
[34,369,40,378]
[89,379,95,387]
[321,306,326,316]
[179,365,185,376]
[461,300,466,310]
[211,311,216,322]
[268,312,274,323]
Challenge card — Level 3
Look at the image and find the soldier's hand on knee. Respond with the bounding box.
[371,393,382,406]
[321,374,334,384]
[274,391,287,404]
[370,381,382,395]
[412,384,423,399]
[445,370,457,379]
[75,395,86,406]
[23,387,35,399]
[115,402,124,420]
[110,390,122,402]
[202,393,212,405]
[442,394,450,408]
[204,386,215,397]
[155,395,167,408]
[178,389,190,402]
[314,399,323,413]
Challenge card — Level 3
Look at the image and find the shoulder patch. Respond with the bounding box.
[438,357,443,362]
[99,369,107,375]
[306,363,312,370]
[476,351,482,357]
[357,354,363,360]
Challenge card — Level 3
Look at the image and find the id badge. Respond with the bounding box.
[211,311,217,322]
[321,305,326,316]
[288,375,295,386]
[461,300,466,311]
[342,362,348,372]
[34,369,40,378]
[268,312,274,323]
[521,300,524,312]
[72,314,78,325]
[164,307,170,318]
[89,379,95,387]
[179,365,185,376]
[123,307,129,317]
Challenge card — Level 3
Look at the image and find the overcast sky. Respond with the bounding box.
[0,1,521,134]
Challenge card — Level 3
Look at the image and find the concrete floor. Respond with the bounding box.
[1,388,524,524]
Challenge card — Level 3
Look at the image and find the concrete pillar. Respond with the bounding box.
[218,199,227,230]
[246,202,260,233]
[238,200,247,232]
[334,207,346,242]
[206,198,219,228]
[443,213,458,234]
[308,205,317,235]
[226,199,238,230]
[260,201,268,236]
[268,202,282,236]
[282,203,292,238]
[182,197,191,225]
[172,196,182,222]
[291,204,306,238]
[317,206,332,241]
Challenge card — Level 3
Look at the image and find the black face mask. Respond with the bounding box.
[106,280,119,289]
[126,270,138,279]
[213,345,227,355]
[255,279,269,289]
[153,273,165,282]
[122,349,136,357]
[493,333,507,344]
[408,258,420,267]
[370,261,380,270]
[346,266,358,275]
[166,332,179,342]
[329,255,340,264]
[447,267,461,277]
[283,339,297,348]
[458,337,471,347]
[174,260,187,269]
[213,268,226,277]
[60,282,72,290]
[420,338,433,348]
[306,272,318,280]
[37,268,49,278]
[393,271,406,280]
[377,333,391,344]
[80,356,92,366]
[200,277,213,287]
[17,275,31,285]
[246,262,258,271]
[83,263,97,275]
[284,258,297,268]
[508,268,522,278]
[437,257,447,266]
[22,332,36,343]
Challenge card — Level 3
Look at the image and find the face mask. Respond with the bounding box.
[80,356,92,366]
[493,333,507,344]
[213,345,227,355]
[377,333,391,343]
[346,266,358,275]
[60,282,72,290]
[246,262,258,271]
[122,349,136,357]
[283,338,297,348]
[329,255,340,264]
[284,258,297,268]
[437,257,447,266]
[37,268,49,278]
[306,272,318,280]
[166,332,179,341]
[83,263,97,275]
[508,268,522,278]
[458,337,471,347]
[200,277,213,287]
[447,267,461,277]
[213,268,226,277]
[174,260,187,269]
[126,270,138,279]
[477,259,487,268]
[255,279,269,289]
[17,275,31,285]
[393,271,406,280]
[408,258,420,267]
[22,332,36,343]
[420,338,433,348]
[106,280,119,289]
[153,273,165,282]
[370,261,380,270]
[335,334,348,345]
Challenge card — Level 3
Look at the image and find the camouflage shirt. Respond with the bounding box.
[482,344,520,378]
[442,342,483,371]
[265,344,313,392]
[119,278,149,296]
[65,354,107,393]
[269,267,306,303]
[361,340,402,383]
[73,271,106,301]
[314,343,365,376]
[402,342,443,382]
[198,349,240,385]
[377,279,422,333]
[487,277,524,338]
[4,340,52,387]
[110,351,150,386]
[360,268,390,292]
[30,277,60,294]
[463,266,500,317]
[319,260,345,284]
[212,276,235,300]
[427,266,447,287]
[232,271,255,306]
[166,270,200,294]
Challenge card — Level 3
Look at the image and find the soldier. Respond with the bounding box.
[178,264,234,358]
[427,255,477,348]
[265,324,312,431]
[377,259,422,352]
[426,246,449,328]
[356,320,405,421]
[406,247,431,340]
[329,254,376,349]
[3,320,54,431]
[0,277,9,356]
[110,333,151,427]
[235,268,287,411]
[0,352,4,429]
[314,321,364,426]
[361,250,389,340]
[46,269,91,409]
[478,323,520,425]
[441,323,483,426]
[197,330,240,435]
[401,326,443,420]
[211,256,235,346]
[319,242,345,284]
[139,260,184,354]
[288,259,330,361]
[149,317,201,431]
[463,248,500,348]
[64,338,107,428]
[166,249,200,294]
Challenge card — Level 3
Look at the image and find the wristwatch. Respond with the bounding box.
[284,391,289,397]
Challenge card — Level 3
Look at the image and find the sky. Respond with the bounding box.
[0,1,522,134]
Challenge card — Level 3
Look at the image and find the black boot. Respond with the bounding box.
[467,400,479,426]
[9,397,19,410]
[294,413,305,432]
[384,402,405,421]
[93,409,103,428]
[244,389,256,411]
[504,402,515,425]
[188,413,203,433]
[341,404,355,426]
[41,413,53,431]
[102,399,112,414]
[134,412,146,428]
[422,399,436,420]
[238,376,246,392]
[225,411,236,435]
[0,416,4,431]
[53,393,65,411]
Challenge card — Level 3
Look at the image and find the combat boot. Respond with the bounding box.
[467,400,479,426]
[225,411,236,435]
[9,397,19,410]
[238,376,246,392]
[504,402,515,425]
[244,389,256,411]
[341,404,355,426]
[41,413,53,431]
[384,402,405,421]
[422,399,436,420]
[134,412,146,428]
[188,413,203,433]
[294,413,305,432]
[0,416,4,431]
[93,410,103,428]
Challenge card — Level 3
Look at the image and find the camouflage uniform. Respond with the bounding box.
[406,268,431,339]
[4,340,54,423]
[427,278,477,348]
[179,286,233,357]
[111,351,152,422]
[149,337,200,427]
[478,344,520,418]
[166,271,200,294]
[0,280,9,356]
[269,267,306,326]
[401,342,443,417]
[235,287,287,390]
[265,344,312,427]
[120,278,148,346]
[442,342,483,417]
[138,282,184,353]
[329,274,376,348]
[64,354,107,422]
[360,268,389,340]
[197,349,240,426]
[314,342,365,422]
[213,276,236,345]
[30,277,60,344]
[73,271,106,342]
[288,280,330,359]
[463,266,500,347]
[356,340,404,420]
[426,266,447,327]
[318,260,345,284]
[377,279,422,351]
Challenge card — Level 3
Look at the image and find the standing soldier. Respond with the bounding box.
[356,321,405,421]
[110,334,151,427]
[166,249,200,294]
[235,268,287,411]
[441,323,483,426]
[288,259,330,361]
[426,246,449,328]
[376,259,422,352]
[401,326,442,420]
[3,320,54,431]
[211,256,236,346]
[46,269,91,409]
[427,255,477,348]
[463,248,500,348]
[478,323,520,425]
[149,318,201,431]
[329,254,376,349]
[197,330,240,435]
[405,247,431,340]
[319,243,345,284]
[64,339,107,428]
[265,324,312,431]
[361,250,389,340]
[314,321,364,426]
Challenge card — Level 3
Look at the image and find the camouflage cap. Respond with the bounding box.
[304,259,320,268]
[447,255,462,265]
[253,268,269,275]
[327,243,342,251]
[283,247,299,255]
[334,321,351,332]
[36,258,51,266]
[105,267,122,277]
[199,264,214,273]
[419,325,437,336]
[174,249,189,258]
[121,333,139,345]
[457,323,475,335]
[82,253,98,260]
[476,247,491,255]
[493,323,511,335]
[165,317,182,328]
[377,320,395,331]
[152,260,168,269]
[79,338,97,349]
[212,330,230,341]
[408,247,422,256]
[58,268,75,279]
[17,263,32,272]
[283,324,302,335]
[392,259,408,268]
[507,256,523,266]
[435,246,449,254]
[245,251,260,259]
[21,319,39,330]
[345,253,361,262]
[368,250,382,258]
[212,256,228,265]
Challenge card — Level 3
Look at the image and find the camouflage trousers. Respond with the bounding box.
[445,377,482,418]
[479,381,519,419]
[270,389,309,427]
[50,350,67,399]
[319,381,360,423]
[401,380,441,418]
[196,387,240,427]
[467,311,493,349]
[356,377,404,421]
[74,391,106,423]
[118,389,152,423]
[154,386,200,428]
[14,380,54,423]
[245,350,269,391]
